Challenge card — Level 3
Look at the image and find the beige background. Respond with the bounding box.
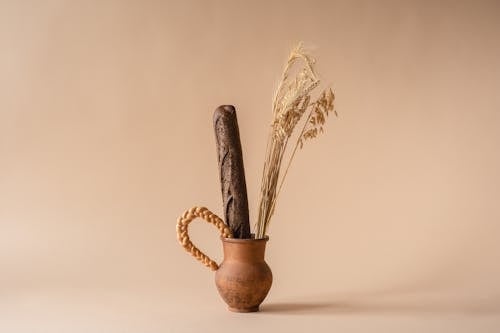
[1,0,500,332]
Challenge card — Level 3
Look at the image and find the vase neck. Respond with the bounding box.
[222,238,267,262]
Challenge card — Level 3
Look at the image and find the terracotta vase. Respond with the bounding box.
[215,237,272,312]
[176,206,272,312]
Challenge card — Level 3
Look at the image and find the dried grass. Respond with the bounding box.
[255,43,336,238]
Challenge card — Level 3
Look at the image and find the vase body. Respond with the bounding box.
[215,237,272,312]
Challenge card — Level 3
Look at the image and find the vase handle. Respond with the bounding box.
[176,206,233,271]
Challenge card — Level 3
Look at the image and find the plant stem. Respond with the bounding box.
[266,109,314,225]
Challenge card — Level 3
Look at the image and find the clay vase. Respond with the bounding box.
[215,237,272,312]
[176,206,272,312]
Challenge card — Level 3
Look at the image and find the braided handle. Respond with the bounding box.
[176,206,233,271]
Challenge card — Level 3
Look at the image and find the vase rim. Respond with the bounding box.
[221,235,269,243]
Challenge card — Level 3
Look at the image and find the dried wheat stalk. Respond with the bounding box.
[255,43,336,239]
